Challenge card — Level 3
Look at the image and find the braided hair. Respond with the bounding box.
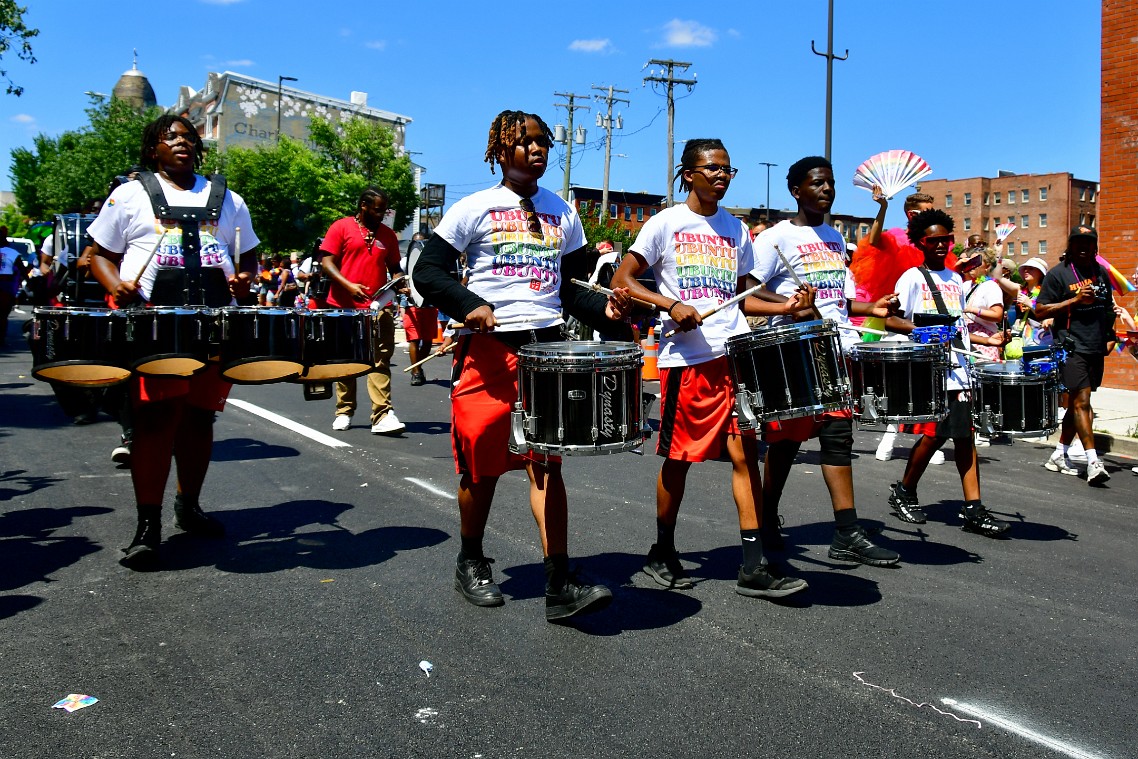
[674,138,726,193]
[484,110,554,174]
[140,114,205,171]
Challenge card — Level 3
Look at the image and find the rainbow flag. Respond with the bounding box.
[1097,254,1136,293]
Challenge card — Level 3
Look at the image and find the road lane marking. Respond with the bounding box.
[405,477,452,498]
[79,473,132,478]
[227,398,351,449]
[941,699,1106,759]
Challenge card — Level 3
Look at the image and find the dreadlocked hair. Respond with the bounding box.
[907,208,954,245]
[358,186,391,212]
[674,139,727,192]
[140,114,204,171]
[483,110,554,175]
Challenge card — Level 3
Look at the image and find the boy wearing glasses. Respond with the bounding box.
[883,209,1009,537]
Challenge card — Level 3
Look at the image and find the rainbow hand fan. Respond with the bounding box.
[852,150,932,199]
[995,223,1016,243]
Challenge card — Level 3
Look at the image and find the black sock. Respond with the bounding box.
[459,534,484,562]
[656,518,676,553]
[895,482,915,497]
[740,529,765,573]
[544,553,569,592]
[136,503,161,521]
[174,493,197,509]
[834,508,859,534]
[963,500,983,514]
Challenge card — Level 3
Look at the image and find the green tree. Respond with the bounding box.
[308,115,417,229]
[1,0,38,96]
[0,201,30,236]
[9,133,57,218]
[580,206,635,251]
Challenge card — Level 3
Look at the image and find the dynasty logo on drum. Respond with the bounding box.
[599,373,618,439]
[150,220,230,268]
[674,232,738,302]
[488,208,565,293]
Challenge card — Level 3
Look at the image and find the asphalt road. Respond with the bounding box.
[2,326,1136,758]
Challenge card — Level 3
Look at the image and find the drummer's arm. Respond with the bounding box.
[89,241,141,307]
[882,315,915,335]
[322,249,369,303]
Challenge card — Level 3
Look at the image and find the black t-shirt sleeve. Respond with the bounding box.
[559,247,633,340]
[1037,269,1067,307]
[414,235,489,319]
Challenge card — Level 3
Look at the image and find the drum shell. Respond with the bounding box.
[511,341,647,455]
[30,307,131,387]
[725,320,851,428]
[298,309,375,381]
[217,307,303,384]
[850,341,949,424]
[126,307,215,377]
[972,363,1060,437]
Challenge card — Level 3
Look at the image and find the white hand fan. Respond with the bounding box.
[852,150,932,199]
[995,223,1016,243]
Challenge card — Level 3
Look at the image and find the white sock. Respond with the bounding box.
[1056,442,1069,456]
[1086,448,1099,465]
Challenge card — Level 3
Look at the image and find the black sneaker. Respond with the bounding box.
[120,519,161,570]
[410,370,426,387]
[735,565,808,598]
[888,482,926,524]
[454,556,504,607]
[829,526,901,567]
[961,507,1010,537]
[546,575,613,621]
[643,544,694,590]
[174,497,226,537]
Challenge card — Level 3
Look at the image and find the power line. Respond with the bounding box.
[643,59,697,207]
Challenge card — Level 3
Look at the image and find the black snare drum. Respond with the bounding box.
[126,307,215,377]
[30,307,131,387]
[217,307,303,384]
[510,341,647,456]
[849,341,949,424]
[298,309,374,381]
[725,320,851,429]
[971,361,1060,437]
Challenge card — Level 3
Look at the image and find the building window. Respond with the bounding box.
[1089,189,1096,202]
[650,208,658,216]
[994,192,1001,204]
[1079,213,1086,225]
[1039,187,1047,201]
[1038,240,1048,255]
[859,224,869,237]
[945,194,953,208]
[1038,213,1047,227]
[1022,189,1029,203]
[963,218,971,231]
[1079,187,1086,201]
[624,206,631,221]
[637,207,644,222]
[595,204,602,217]
[609,203,617,218]
[964,192,972,206]
[1020,241,1028,256]
[1089,214,1096,228]
[983,192,990,206]
[1008,190,1015,205]
[1008,217,1015,225]
[1021,215,1029,228]
[983,218,990,232]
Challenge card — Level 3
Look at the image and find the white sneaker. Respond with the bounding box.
[974,435,991,448]
[371,411,406,435]
[1044,450,1078,476]
[1131,466,1138,475]
[1087,460,1110,486]
[875,446,894,461]
[875,432,896,461]
[332,414,352,431]
[929,450,946,465]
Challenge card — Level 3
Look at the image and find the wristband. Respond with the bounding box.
[667,300,681,316]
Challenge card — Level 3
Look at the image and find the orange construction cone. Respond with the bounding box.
[641,326,659,381]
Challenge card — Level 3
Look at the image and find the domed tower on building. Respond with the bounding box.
[111,50,157,111]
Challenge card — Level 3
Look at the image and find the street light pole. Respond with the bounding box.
[277,75,298,142]
[758,162,777,221]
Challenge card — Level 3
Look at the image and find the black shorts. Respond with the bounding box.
[934,391,974,441]
[1061,352,1104,392]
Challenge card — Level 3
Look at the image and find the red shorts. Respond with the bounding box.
[657,357,750,462]
[134,363,231,412]
[402,306,439,342]
[763,409,853,444]
[450,334,557,480]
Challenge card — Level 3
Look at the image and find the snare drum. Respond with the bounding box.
[30,307,131,386]
[298,309,374,381]
[971,362,1060,437]
[126,307,215,377]
[217,307,303,384]
[725,320,851,429]
[509,341,647,456]
[850,341,949,424]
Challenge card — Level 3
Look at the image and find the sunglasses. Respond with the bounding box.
[518,197,543,237]
[692,163,739,178]
[920,234,955,248]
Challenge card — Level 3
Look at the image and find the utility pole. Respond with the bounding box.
[592,84,630,224]
[553,91,591,200]
[810,0,848,164]
[643,59,697,207]
[758,162,777,221]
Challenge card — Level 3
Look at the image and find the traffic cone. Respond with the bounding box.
[641,326,659,381]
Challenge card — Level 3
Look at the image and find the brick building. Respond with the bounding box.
[918,173,1099,266]
[1101,2,1138,390]
[568,186,665,235]
[724,207,876,245]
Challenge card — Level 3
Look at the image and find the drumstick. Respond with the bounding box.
[130,229,169,287]
[234,226,241,266]
[838,323,888,336]
[953,346,1002,363]
[569,278,659,310]
[771,243,825,321]
[446,315,535,330]
[402,341,458,372]
[662,282,764,338]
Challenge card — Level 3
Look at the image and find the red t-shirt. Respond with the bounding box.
[320,216,401,308]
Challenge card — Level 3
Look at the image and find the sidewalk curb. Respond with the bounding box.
[1027,430,1138,461]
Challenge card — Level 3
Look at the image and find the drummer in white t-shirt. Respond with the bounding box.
[750,156,902,569]
[613,139,811,600]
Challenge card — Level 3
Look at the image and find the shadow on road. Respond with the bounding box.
[212,437,301,462]
[0,504,112,602]
[402,420,451,436]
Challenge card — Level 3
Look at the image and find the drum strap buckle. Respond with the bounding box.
[977,407,1000,437]
[735,389,760,430]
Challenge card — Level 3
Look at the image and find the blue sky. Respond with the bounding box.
[3,0,1100,228]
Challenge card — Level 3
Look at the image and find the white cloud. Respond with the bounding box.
[365,40,387,50]
[224,59,254,67]
[569,38,613,54]
[662,19,716,47]
[11,114,36,124]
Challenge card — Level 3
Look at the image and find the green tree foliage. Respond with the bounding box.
[1,0,38,96]
[308,115,418,230]
[579,204,635,251]
[0,201,30,236]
